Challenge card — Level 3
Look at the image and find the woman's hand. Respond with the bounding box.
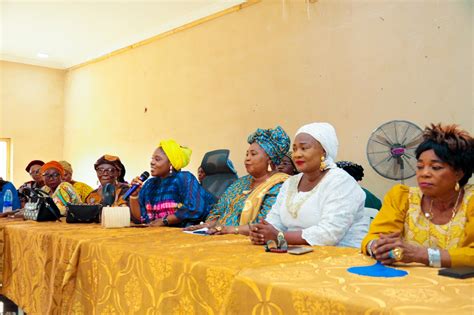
[207,225,231,235]
[183,222,211,231]
[149,219,165,227]
[130,176,144,197]
[373,232,426,265]
[249,220,278,245]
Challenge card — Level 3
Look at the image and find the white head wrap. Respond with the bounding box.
[295,122,339,169]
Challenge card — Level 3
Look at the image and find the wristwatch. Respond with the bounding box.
[162,215,169,226]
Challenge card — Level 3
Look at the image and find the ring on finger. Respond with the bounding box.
[389,247,403,261]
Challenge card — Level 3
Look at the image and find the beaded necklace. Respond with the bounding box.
[286,173,325,219]
[423,190,462,248]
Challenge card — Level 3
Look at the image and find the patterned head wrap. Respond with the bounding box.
[94,154,123,172]
[40,161,65,177]
[247,126,290,165]
[159,139,192,171]
[59,161,73,174]
[296,122,339,169]
[25,160,44,172]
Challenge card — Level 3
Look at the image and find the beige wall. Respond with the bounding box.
[0,61,65,186]
[62,0,473,196]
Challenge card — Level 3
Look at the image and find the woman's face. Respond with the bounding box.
[245,143,270,177]
[42,167,62,190]
[63,170,73,183]
[416,149,464,198]
[29,164,43,183]
[276,156,296,175]
[292,133,326,174]
[150,148,172,178]
[197,167,206,182]
[96,163,118,186]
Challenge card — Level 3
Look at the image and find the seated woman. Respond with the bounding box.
[185,126,291,235]
[336,161,382,210]
[18,160,45,206]
[86,155,130,206]
[39,161,81,215]
[249,122,367,248]
[361,123,474,267]
[59,161,93,202]
[197,166,206,184]
[129,139,216,227]
[0,179,21,211]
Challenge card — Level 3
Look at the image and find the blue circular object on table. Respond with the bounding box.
[347,261,408,278]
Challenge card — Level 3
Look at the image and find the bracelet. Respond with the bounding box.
[427,248,441,268]
[162,215,169,226]
[129,195,139,200]
[367,240,376,257]
[277,231,288,250]
[234,226,239,235]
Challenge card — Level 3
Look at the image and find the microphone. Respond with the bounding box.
[102,183,116,206]
[122,171,150,200]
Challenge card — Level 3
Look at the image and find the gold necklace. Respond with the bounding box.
[424,190,462,248]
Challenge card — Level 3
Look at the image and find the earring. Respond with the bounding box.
[267,162,272,172]
[169,165,173,175]
[455,182,460,192]
[320,156,326,171]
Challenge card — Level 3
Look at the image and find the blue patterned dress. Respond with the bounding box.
[206,175,283,226]
[138,171,216,227]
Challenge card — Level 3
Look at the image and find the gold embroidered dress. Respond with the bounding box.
[362,184,474,266]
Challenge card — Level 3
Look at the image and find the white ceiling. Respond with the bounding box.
[0,0,246,69]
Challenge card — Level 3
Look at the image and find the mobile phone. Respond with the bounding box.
[192,230,208,235]
[288,247,314,255]
[438,267,474,279]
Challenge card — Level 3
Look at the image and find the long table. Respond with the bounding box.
[1,219,473,314]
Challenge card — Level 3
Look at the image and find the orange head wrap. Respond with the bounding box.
[40,161,65,177]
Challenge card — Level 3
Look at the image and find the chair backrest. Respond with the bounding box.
[200,149,238,199]
[364,207,379,227]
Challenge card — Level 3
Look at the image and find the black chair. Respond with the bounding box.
[201,149,238,199]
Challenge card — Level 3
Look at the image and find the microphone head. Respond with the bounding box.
[140,171,150,181]
[102,183,116,206]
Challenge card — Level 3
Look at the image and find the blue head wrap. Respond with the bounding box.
[247,126,290,165]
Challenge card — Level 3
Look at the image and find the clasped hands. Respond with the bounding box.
[248,220,279,245]
[371,231,424,265]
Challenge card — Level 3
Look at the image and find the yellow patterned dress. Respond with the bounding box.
[403,186,468,249]
[71,181,94,203]
[361,184,474,266]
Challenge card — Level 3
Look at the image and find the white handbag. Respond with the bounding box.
[101,206,131,228]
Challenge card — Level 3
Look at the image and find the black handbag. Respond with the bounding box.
[23,189,61,222]
[66,203,102,223]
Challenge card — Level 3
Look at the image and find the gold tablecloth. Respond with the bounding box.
[0,218,32,288]
[1,221,473,314]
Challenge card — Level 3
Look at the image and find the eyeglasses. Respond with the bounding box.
[96,168,116,175]
[43,173,60,179]
[29,170,41,176]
